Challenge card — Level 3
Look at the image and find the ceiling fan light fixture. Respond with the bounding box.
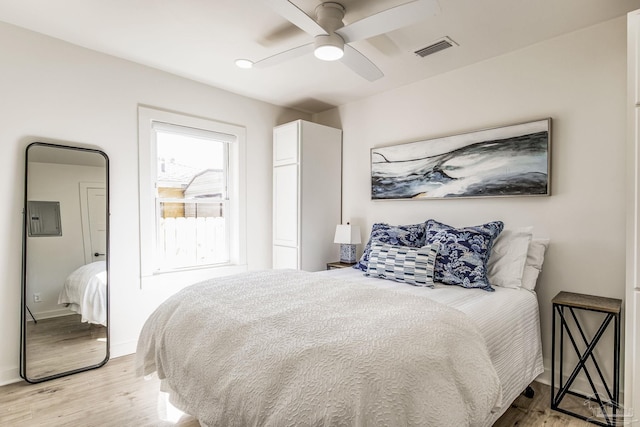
[314,33,344,61]
[314,45,343,61]
[235,58,254,69]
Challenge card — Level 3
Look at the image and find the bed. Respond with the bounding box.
[57,260,107,326]
[136,220,547,426]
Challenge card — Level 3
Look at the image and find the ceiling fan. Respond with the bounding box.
[236,0,440,81]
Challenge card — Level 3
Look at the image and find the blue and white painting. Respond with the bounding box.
[371,119,550,200]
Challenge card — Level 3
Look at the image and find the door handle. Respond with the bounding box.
[94,252,106,257]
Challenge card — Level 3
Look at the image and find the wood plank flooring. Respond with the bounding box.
[493,381,599,427]
[0,354,594,426]
[25,314,107,380]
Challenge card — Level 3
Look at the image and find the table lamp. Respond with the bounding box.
[334,223,361,263]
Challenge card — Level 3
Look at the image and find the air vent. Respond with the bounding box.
[414,37,458,58]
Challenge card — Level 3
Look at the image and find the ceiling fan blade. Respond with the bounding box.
[336,0,440,43]
[262,0,326,36]
[340,45,383,81]
[253,43,315,68]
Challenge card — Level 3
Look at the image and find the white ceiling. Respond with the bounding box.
[0,0,639,113]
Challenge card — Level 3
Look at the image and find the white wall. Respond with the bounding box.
[0,21,308,384]
[26,162,105,318]
[316,17,627,388]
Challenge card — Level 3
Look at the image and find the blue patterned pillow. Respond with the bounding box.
[353,222,427,271]
[425,219,504,291]
[365,243,439,287]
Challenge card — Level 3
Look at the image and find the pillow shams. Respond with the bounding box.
[354,222,426,271]
[487,227,533,289]
[520,238,550,291]
[425,219,504,292]
[365,243,439,287]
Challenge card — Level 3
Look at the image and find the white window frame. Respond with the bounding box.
[138,106,247,284]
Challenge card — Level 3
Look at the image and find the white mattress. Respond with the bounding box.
[316,267,544,425]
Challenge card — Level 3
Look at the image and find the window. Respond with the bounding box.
[138,107,246,277]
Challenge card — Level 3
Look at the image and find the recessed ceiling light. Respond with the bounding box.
[235,59,253,69]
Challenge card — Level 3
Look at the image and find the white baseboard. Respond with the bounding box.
[28,308,74,321]
[537,366,624,403]
[110,339,137,359]
[536,367,551,386]
[0,366,21,386]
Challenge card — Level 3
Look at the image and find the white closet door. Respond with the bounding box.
[273,164,298,247]
[274,123,299,166]
[273,245,298,269]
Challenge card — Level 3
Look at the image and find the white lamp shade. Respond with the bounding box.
[334,224,361,245]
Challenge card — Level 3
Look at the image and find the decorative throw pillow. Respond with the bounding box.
[425,219,504,291]
[520,238,550,291]
[486,227,533,289]
[353,222,427,271]
[366,242,439,287]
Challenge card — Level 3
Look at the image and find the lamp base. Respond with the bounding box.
[339,244,357,264]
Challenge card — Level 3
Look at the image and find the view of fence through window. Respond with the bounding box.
[155,127,229,269]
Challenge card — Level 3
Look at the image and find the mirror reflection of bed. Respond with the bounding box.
[22,142,109,383]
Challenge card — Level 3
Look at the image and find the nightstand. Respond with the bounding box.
[326,261,356,270]
[551,291,622,426]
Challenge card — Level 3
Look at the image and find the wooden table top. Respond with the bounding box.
[552,291,622,314]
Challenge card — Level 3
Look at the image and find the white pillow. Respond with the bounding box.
[487,227,533,288]
[520,238,550,291]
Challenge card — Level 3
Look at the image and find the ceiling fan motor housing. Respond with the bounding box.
[315,2,345,32]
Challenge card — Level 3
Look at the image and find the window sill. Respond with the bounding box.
[140,263,248,290]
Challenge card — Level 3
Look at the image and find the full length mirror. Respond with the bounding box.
[21,142,109,383]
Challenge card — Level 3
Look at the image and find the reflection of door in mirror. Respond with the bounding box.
[80,183,107,263]
[21,142,109,383]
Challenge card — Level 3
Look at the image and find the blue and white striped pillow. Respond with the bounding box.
[365,243,439,287]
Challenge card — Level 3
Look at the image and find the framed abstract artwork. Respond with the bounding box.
[371,118,551,200]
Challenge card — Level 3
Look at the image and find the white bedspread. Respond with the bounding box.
[136,269,503,427]
[58,261,107,326]
[321,267,544,425]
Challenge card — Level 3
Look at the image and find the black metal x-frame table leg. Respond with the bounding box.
[551,304,621,426]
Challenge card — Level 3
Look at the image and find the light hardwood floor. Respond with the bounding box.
[25,314,107,380]
[1,354,595,426]
[493,381,600,427]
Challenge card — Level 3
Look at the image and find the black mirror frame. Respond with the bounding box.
[20,141,110,383]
